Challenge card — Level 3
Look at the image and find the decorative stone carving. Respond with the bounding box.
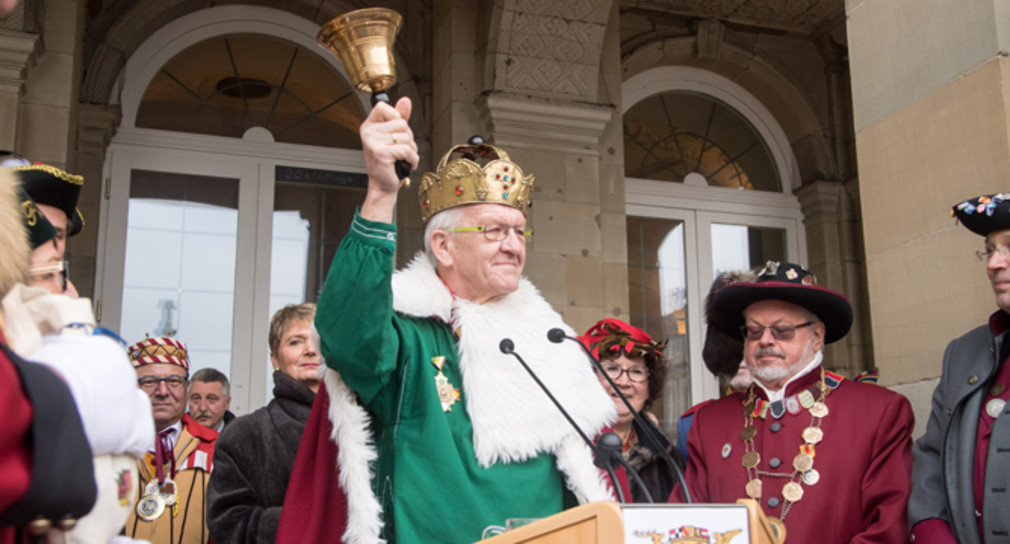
[695,19,724,60]
[0,30,40,96]
[476,92,613,155]
[489,0,611,101]
[630,0,842,34]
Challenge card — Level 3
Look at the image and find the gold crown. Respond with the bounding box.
[417,142,534,222]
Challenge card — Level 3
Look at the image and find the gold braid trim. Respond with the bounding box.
[11,164,84,186]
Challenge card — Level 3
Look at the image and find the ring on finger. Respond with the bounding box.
[392,133,398,144]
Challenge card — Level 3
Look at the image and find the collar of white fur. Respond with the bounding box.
[390,254,616,501]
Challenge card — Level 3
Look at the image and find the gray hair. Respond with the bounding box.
[190,367,230,397]
[423,206,467,267]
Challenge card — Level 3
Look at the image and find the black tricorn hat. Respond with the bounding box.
[18,187,58,249]
[1,152,84,236]
[711,261,853,345]
[952,193,1010,236]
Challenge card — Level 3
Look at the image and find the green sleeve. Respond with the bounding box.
[315,209,401,411]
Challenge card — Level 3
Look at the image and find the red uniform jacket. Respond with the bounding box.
[671,367,913,544]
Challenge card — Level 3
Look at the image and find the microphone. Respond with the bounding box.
[548,328,692,503]
[596,431,653,503]
[499,338,628,503]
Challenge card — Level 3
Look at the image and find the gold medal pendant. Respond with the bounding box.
[136,492,165,522]
[431,356,460,412]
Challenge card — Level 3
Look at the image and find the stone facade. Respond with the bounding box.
[6,0,959,423]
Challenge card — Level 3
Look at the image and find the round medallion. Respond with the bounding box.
[742,450,760,469]
[802,426,824,444]
[782,481,804,502]
[793,452,814,473]
[986,398,1006,419]
[721,443,732,459]
[740,425,756,442]
[991,382,1007,396]
[803,469,821,486]
[745,479,762,499]
[136,494,165,522]
[810,401,829,418]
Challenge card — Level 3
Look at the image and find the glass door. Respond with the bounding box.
[119,170,241,374]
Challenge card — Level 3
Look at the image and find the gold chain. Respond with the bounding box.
[741,368,831,522]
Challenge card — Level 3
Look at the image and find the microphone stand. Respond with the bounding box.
[499,339,627,503]
[548,328,692,503]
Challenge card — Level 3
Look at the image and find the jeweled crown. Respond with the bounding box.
[417,141,534,222]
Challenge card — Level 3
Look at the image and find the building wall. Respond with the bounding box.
[849,0,1010,436]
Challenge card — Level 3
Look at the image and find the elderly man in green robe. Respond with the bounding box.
[312,96,617,543]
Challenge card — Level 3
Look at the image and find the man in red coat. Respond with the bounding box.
[671,261,913,544]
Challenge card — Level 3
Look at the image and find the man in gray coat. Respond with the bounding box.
[910,193,1010,543]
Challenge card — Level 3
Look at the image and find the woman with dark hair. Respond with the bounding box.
[580,318,684,503]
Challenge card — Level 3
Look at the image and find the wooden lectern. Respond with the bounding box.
[476,499,784,544]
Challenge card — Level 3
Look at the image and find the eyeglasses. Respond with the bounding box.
[740,322,815,341]
[977,246,1010,262]
[29,260,69,292]
[600,361,650,383]
[137,375,188,391]
[449,224,533,243]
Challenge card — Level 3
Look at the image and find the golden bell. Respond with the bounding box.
[317,8,402,93]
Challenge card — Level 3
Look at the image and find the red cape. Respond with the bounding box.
[276,382,350,542]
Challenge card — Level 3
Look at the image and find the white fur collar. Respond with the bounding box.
[391,254,616,502]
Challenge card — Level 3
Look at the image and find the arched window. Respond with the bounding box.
[135,34,363,148]
[97,7,372,413]
[622,68,807,436]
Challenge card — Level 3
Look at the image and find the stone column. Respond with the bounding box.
[796,180,871,377]
[476,92,613,325]
[0,30,40,150]
[70,103,118,299]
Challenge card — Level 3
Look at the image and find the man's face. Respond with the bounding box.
[433,204,527,304]
[742,299,824,390]
[188,380,230,431]
[985,230,1010,314]
[270,319,321,392]
[136,363,189,431]
[29,203,74,296]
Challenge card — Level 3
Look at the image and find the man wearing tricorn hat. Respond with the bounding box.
[671,261,913,543]
[301,97,615,543]
[1,153,85,296]
[126,336,216,544]
[910,194,1010,543]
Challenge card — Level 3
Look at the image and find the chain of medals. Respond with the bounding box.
[135,435,193,521]
[740,368,836,523]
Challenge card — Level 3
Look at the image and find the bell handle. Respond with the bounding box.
[371,91,412,184]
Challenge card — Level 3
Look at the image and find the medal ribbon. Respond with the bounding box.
[154,429,175,484]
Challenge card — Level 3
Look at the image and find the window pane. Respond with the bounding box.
[627,216,690,437]
[121,170,239,379]
[136,34,365,148]
[711,223,787,278]
[264,167,367,400]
